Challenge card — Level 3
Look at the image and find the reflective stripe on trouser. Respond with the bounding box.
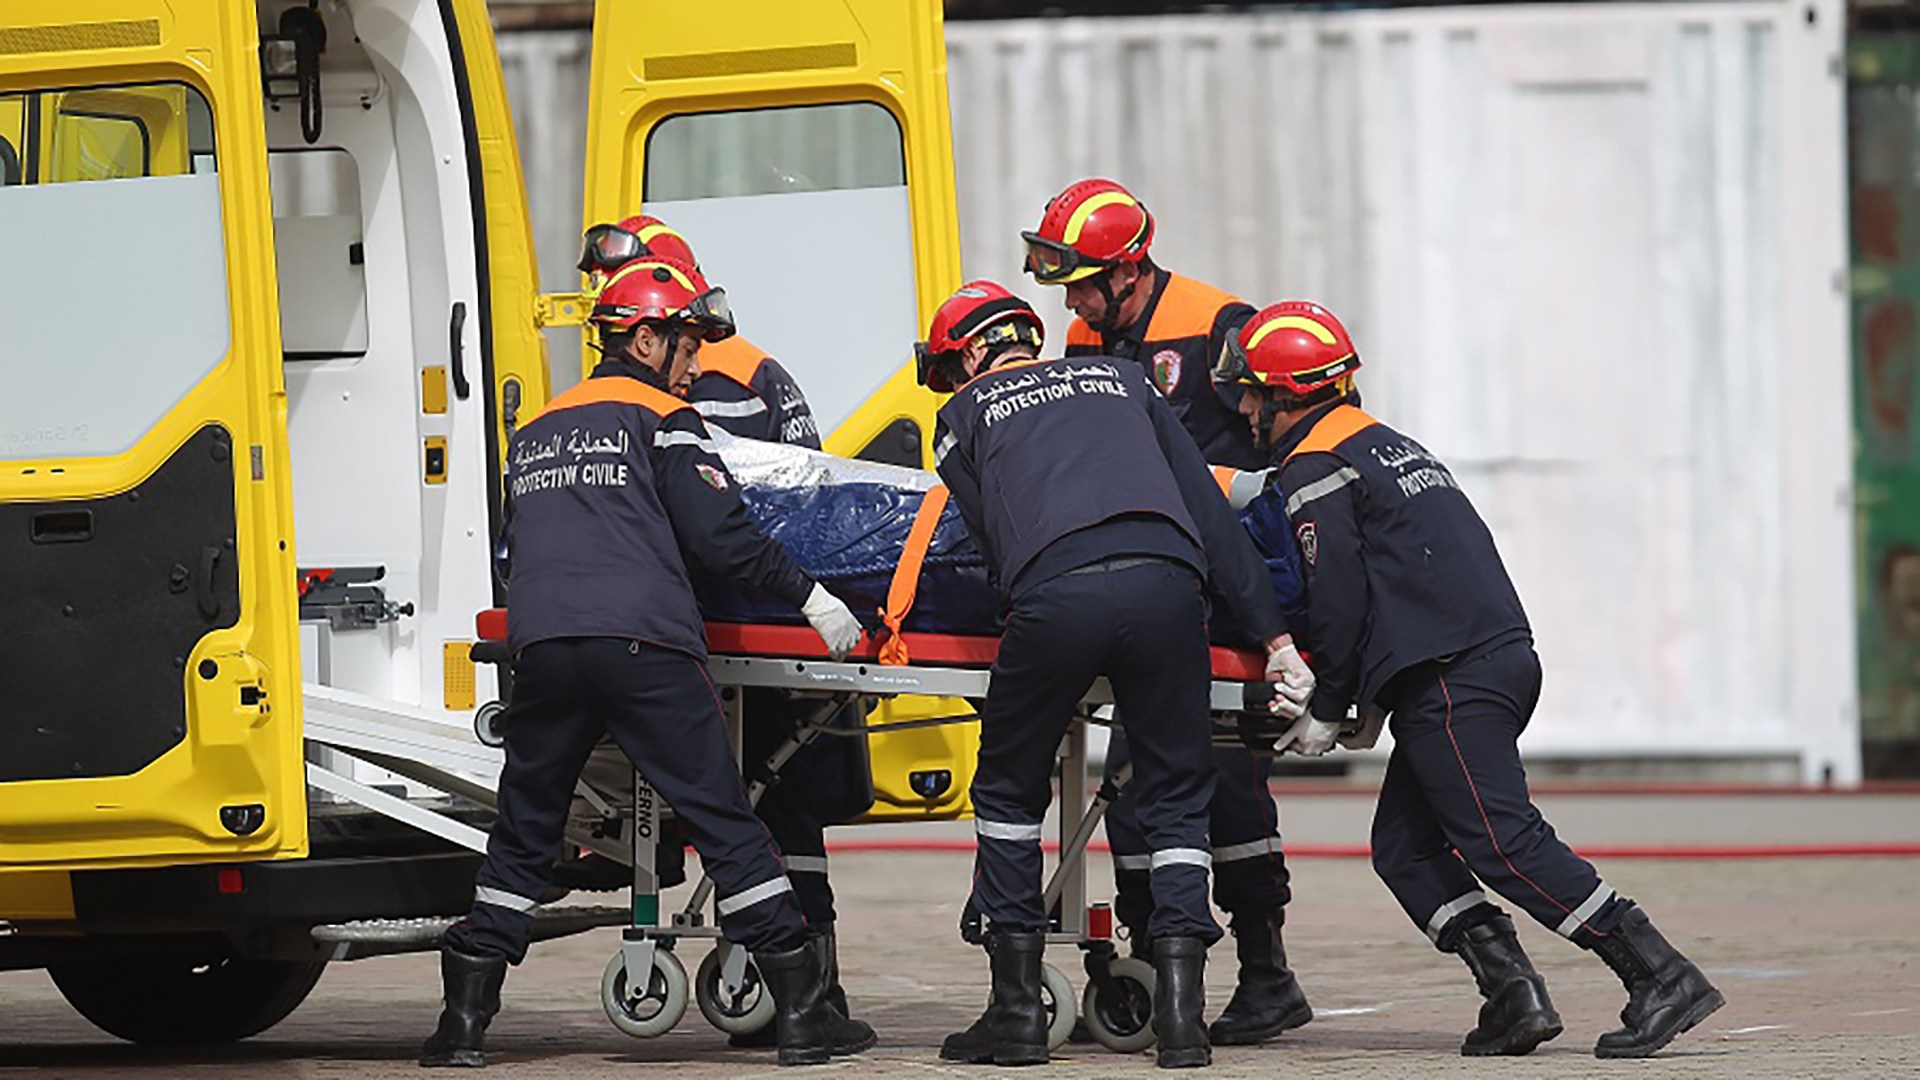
[446,638,805,963]
[744,691,844,925]
[1107,736,1291,934]
[968,563,1220,943]
[1369,639,1630,950]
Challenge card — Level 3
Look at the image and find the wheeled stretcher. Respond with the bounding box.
[463,608,1291,1052]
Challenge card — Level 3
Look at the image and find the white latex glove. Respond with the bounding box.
[1339,703,1388,751]
[800,583,861,661]
[1274,713,1342,757]
[1263,639,1316,721]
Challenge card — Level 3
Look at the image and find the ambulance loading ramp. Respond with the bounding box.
[301,683,626,864]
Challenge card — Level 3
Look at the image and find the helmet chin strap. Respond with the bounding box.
[1088,267,1142,333]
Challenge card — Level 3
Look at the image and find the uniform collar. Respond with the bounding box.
[1267,393,1361,464]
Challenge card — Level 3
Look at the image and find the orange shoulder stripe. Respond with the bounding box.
[524,375,689,426]
[1143,275,1243,342]
[698,335,770,390]
[1065,317,1100,346]
[1285,405,1378,461]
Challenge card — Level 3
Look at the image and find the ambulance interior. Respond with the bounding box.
[0,0,958,813]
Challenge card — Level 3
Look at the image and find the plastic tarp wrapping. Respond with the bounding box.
[692,432,999,635]
[694,433,1307,644]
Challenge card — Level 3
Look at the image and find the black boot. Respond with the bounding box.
[1207,911,1312,1045]
[731,927,852,1049]
[755,938,877,1066]
[1590,906,1724,1058]
[1152,936,1210,1069]
[419,945,508,1068]
[1451,915,1563,1056]
[939,931,1049,1066]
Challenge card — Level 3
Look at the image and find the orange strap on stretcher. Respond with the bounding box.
[877,484,950,665]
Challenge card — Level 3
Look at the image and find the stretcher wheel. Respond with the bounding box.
[1081,956,1155,1053]
[694,944,775,1036]
[601,946,688,1037]
[473,701,507,748]
[1040,962,1077,1051]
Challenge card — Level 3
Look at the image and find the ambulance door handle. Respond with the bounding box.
[449,301,471,401]
[197,545,222,620]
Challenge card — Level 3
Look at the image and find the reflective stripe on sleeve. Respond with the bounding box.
[1112,853,1152,872]
[933,431,957,467]
[692,397,768,418]
[654,429,718,453]
[1285,467,1360,516]
[784,855,830,875]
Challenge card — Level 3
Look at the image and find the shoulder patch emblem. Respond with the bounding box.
[1295,521,1318,569]
[695,463,729,491]
[1151,349,1183,396]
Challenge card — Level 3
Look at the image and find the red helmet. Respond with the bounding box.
[590,256,735,343]
[577,214,700,275]
[1213,301,1361,406]
[1022,178,1155,285]
[916,280,1045,392]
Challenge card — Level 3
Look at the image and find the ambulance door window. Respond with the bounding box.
[643,102,917,433]
[269,149,369,360]
[0,82,227,461]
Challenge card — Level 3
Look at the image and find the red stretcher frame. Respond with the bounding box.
[473,608,1269,683]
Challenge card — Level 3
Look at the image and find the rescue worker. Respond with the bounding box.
[918,281,1308,1069]
[1024,178,1313,1044]
[578,216,856,1046]
[1214,300,1726,1060]
[581,215,821,447]
[421,256,875,1069]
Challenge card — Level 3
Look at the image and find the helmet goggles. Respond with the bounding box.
[591,286,736,343]
[1021,232,1116,285]
[1211,331,1358,410]
[577,223,645,275]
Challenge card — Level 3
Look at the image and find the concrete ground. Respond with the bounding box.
[2,793,1917,1078]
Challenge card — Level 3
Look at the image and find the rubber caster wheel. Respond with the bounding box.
[473,701,507,748]
[695,943,775,1036]
[1040,961,1077,1051]
[601,946,688,1037]
[1082,956,1156,1053]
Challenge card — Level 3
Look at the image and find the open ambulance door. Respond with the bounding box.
[0,1,305,873]
[581,0,976,820]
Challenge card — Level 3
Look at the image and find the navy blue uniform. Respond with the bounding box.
[687,336,822,449]
[682,339,866,925]
[1273,400,1629,950]
[448,360,813,964]
[935,356,1284,943]
[1067,272,1294,941]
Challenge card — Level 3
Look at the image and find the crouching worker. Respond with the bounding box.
[919,282,1299,1069]
[1215,301,1725,1059]
[421,256,874,1068]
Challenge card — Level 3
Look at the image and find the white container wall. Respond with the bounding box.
[498,2,1855,779]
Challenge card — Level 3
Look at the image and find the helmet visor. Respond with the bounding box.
[1211,332,1261,410]
[1021,232,1109,285]
[578,223,645,275]
[680,287,737,343]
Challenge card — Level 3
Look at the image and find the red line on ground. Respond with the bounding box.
[824,839,1920,859]
[1251,781,1920,798]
